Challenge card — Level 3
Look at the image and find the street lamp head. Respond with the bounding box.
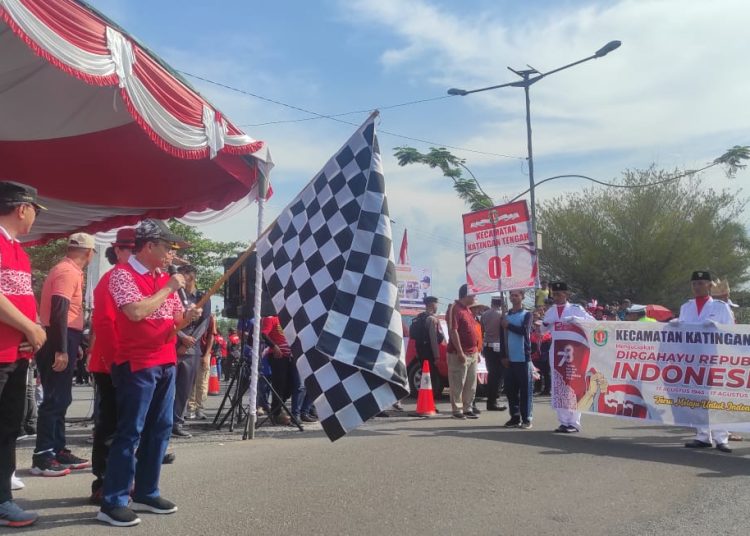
[447,88,468,96]
[594,40,621,58]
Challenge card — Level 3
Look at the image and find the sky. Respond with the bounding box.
[87,0,750,305]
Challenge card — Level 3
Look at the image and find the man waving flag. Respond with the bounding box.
[257,112,408,441]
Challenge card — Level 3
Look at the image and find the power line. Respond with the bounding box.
[178,70,525,160]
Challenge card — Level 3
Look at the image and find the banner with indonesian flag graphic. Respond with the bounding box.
[552,321,750,429]
[462,201,537,294]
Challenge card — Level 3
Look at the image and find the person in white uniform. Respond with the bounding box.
[541,281,594,433]
[673,270,735,453]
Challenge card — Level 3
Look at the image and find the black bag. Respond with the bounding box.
[409,312,433,359]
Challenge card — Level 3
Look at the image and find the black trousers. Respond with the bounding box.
[534,358,551,394]
[173,353,200,426]
[269,357,293,417]
[506,361,533,423]
[20,362,36,432]
[0,358,28,503]
[35,328,82,455]
[483,346,505,407]
[92,372,118,487]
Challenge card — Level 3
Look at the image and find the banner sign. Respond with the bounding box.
[551,321,750,429]
[396,265,431,308]
[462,200,537,294]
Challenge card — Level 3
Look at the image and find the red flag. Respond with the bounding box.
[398,229,409,265]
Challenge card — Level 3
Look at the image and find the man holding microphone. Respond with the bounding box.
[97,220,198,527]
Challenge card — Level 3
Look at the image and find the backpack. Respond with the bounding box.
[409,312,435,359]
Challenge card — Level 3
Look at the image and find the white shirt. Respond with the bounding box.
[541,302,594,334]
[678,297,734,325]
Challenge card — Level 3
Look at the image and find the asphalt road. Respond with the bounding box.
[11,385,750,535]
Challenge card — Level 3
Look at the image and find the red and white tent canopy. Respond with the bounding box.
[0,0,272,243]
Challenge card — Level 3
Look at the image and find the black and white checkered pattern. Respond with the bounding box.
[257,114,408,441]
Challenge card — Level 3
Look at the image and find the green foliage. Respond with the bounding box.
[393,146,493,211]
[167,220,247,291]
[26,238,68,299]
[537,167,750,310]
[713,145,750,178]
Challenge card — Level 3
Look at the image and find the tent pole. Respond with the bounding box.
[245,175,268,439]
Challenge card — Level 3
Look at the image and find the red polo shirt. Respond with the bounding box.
[447,300,480,354]
[109,257,183,371]
[0,227,37,363]
[88,267,118,374]
[261,316,291,358]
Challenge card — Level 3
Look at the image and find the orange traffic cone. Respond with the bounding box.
[208,356,220,396]
[415,360,437,416]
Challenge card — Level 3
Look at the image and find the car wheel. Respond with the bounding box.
[408,361,442,397]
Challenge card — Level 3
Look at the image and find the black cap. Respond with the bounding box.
[136,219,188,248]
[549,281,568,292]
[423,296,438,305]
[691,270,712,281]
[0,181,46,210]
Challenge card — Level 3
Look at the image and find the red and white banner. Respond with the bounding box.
[462,201,537,294]
[552,321,750,430]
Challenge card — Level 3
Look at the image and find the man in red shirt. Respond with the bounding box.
[261,315,294,425]
[87,228,135,503]
[447,284,481,419]
[33,232,96,477]
[97,220,197,528]
[0,181,47,527]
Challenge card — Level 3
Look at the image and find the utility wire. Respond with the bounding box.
[178,70,524,160]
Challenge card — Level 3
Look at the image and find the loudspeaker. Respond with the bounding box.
[222,253,276,319]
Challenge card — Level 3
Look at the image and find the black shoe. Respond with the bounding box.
[56,449,91,470]
[300,414,318,423]
[376,411,390,418]
[131,496,178,515]
[162,452,176,464]
[23,424,36,436]
[504,418,521,428]
[452,413,466,420]
[171,426,192,438]
[684,440,712,449]
[715,443,733,454]
[486,404,506,412]
[463,411,479,419]
[553,425,569,433]
[97,505,141,527]
[471,406,482,415]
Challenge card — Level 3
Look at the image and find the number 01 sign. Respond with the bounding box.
[462,200,538,294]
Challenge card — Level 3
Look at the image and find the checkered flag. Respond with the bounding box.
[257,113,408,441]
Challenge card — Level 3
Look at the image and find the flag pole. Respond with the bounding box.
[244,173,269,440]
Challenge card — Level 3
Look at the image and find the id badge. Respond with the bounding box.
[492,343,501,352]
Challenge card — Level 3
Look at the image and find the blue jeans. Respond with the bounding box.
[506,361,534,422]
[102,362,175,508]
[35,328,82,455]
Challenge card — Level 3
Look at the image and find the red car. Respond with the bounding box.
[402,311,487,397]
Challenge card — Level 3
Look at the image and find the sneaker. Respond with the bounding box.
[162,452,176,465]
[486,404,507,411]
[521,421,533,429]
[463,411,479,419]
[300,413,318,423]
[30,453,71,477]
[171,425,192,438]
[194,410,207,420]
[452,413,466,420]
[471,405,482,415]
[10,473,24,491]
[0,500,38,527]
[97,505,141,527]
[56,449,91,470]
[131,496,178,515]
[504,418,521,428]
[185,412,196,421]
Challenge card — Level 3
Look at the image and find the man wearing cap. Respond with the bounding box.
[87,228,135,504]
[418,296,444,401]
[32,232,96,477]
[480,295,507,411]
[541,281,594,433]
[172,264,211,438]
[0,181,47,527]
[447,284,481,419]
[97,219,197,527]
[674,271,735,453]
[624,304,657,322]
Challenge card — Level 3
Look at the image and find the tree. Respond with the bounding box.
[393,146,493,211]
[537,167,750,310]
[166,220,247,292]
[27,238,67,299]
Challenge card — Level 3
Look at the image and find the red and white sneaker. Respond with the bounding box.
[30,454,70,477]
[56,449,92,470]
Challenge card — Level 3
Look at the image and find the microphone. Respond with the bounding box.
[167,264,191,309]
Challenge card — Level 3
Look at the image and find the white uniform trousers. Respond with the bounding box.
[556,408,581,430]
[694,427,728,445]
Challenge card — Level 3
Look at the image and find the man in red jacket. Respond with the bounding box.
[0,181,47,527]
[97,220,198,528]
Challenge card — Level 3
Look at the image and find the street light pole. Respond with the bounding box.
[448,41,621,283]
